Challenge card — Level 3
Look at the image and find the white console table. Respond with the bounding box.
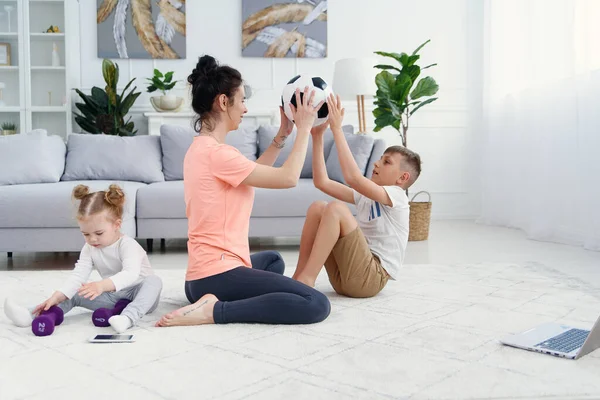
[144,110,277,135]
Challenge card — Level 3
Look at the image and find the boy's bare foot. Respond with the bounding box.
[155,294,218,327]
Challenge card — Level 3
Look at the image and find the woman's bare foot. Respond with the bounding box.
[155,294,218,327]
[293,274,316,288]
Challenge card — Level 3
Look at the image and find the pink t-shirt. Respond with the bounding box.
[183,136,257,281]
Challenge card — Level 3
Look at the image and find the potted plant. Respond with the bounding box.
[1,122,17,135]
[146,68,182,112]
[372,39,439,241]
[73,59,141,136]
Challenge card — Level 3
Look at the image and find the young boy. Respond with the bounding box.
[292,94,421,298]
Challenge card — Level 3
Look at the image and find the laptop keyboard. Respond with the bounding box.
[535,328,590,353]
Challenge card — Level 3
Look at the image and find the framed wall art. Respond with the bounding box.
[242,0,327,58]
[97,0,186,59]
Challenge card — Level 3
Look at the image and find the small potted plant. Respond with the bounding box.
[146,69,182,112]
[1,122,17,135]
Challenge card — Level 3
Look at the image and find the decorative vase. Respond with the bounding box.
[51,42,60,67]
[4,5,14,33]
[0,81,5,107]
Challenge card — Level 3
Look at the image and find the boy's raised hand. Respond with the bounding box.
[327,93,345,131]
[310,121,330,138]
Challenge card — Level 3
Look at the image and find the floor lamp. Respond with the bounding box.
[332,58,378,134]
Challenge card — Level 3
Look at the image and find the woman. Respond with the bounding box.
[156,55,331,327]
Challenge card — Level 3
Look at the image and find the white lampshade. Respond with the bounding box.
[332,58,378,99]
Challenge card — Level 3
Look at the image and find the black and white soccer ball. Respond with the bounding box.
[281,74,333,127]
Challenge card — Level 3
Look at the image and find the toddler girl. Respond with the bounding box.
[4,184,162,336]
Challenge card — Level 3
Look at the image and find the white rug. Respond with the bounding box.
[1,263,600,400]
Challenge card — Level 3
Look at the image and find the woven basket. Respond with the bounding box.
[408,191,432,241]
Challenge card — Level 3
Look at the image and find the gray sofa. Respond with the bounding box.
[0,125,385,255]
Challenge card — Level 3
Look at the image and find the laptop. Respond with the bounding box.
[499,314,600,359]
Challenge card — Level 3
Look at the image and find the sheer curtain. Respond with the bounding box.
[479,0,600,250]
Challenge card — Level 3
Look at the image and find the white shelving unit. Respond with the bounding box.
[0,0,22,131]
[0,0,76,138]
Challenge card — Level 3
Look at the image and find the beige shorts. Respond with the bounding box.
[324,227,389,298]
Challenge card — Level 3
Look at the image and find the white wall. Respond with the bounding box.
[74,0,482,219]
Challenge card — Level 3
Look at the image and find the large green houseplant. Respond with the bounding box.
[373,39,439,147]
[73,59,141,136]
[373,40,439,241]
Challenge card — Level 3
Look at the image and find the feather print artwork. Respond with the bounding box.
[131,0,164,58]
[254,25,326,58]
[155,0,182,45]
[264,29,303,57]
[97,0,185,59]
[155,14,175,45]
[303,0,327,25]
[242,0,327,58]
[256,26,287,45]
[157,0,186,37]
[97,0,118,24]
[301,36,326,58]
[113,0,129,58]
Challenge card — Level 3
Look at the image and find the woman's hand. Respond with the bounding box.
[327,93,345,132]
[290,87,324,133]
[278,106,294,138]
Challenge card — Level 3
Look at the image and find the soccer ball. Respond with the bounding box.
[281,74,333,127]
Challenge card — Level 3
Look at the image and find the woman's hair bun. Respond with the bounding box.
[188,55,219,85]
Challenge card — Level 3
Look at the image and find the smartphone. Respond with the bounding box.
[88,334,135,343]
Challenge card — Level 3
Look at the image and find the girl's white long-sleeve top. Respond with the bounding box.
[58,235,154,298]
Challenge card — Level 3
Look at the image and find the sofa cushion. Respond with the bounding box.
[62,134,164,184]
[137,181,184,219]
[226,126,259,161]
[252,179,357,217]
[0,181,145,232]
[160,124,258,181]
[0,131,66,186]
[326,133,375,183]
[257,125,354,178]
[159,125,195,181]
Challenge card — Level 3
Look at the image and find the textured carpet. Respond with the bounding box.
[1,262,600,399]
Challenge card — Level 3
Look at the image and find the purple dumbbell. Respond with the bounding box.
[32,306,64,337]
[92,299,131,327]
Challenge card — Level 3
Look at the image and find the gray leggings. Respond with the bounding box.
[185,251,330,325]
[58,275,162,324]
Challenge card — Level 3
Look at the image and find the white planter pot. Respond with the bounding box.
[160,94,178,110]
[150,95,184,112]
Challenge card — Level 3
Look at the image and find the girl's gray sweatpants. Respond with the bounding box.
[58,275,162,324]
